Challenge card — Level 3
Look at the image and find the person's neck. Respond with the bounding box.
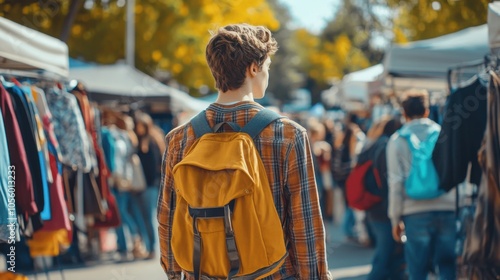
[215,84,255,104]
[405,116,427,123]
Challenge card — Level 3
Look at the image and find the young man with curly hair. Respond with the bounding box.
[157,24,331,280]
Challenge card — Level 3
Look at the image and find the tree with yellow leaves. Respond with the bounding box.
[381,0,489,42]
[0,0,279,95]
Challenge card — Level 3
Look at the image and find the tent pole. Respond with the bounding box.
[126,0,135,67]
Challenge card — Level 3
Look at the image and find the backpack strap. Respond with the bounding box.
[192,109,283,140]
[191,110,212,139]
[189,201,238,280]
[241,109,283,139]
[399,129,440,156]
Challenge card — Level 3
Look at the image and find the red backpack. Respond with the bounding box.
[345,140,386,210]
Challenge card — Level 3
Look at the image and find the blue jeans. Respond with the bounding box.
[367,220,406,280]
[403,211,456,280]
[130,192,150,251]
[138,187,159,253]
[342,207,356,238]
[113,189,140,252]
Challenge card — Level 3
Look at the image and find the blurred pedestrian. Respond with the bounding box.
[387,89,456,279]
[134,112,162,259]
[308,118,334,221]
[332,114,368,244]
[361,117,406,280]
[102,114,149,261]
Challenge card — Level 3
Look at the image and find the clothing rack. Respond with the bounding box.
[447,58,488,91]
[1,73,68,280]
[0,69,64,81]
[485,53,500,70]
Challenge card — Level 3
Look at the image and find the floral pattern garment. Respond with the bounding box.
[45,87,92,173]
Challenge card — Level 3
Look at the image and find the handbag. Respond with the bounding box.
[83,171,106,217]
[129,154,147,192]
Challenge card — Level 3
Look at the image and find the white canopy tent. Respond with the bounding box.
[341,64,384,103]
[0,17,69,77]
[69,63,210,113]
[383,24,489,80]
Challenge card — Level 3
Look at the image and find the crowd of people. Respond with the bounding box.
[100,111,165,261]
[303,89,457,280]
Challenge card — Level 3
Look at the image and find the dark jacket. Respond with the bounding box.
[138,140,162,188]
[432,78,487,191]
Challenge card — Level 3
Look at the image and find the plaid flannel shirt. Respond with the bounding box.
[157,101,330,280]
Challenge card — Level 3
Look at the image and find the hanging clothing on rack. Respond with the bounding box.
[27,229,70,257]
[108,125,136,189]
[30,86,70,231]
[27,147,72,258]
[94,109,103,149]
[432,78,488,191]
[21,85,53,185]
[39,141,71,233]
[5,84,49,232]
[0,83,37,216]
[19,85,52,221]
[101,127,116,173]
[32,86,62,160]
[461,66,500,279]
[486,71,500,193]
[0,107,14,242]
[72,91,110,202]
[45,87,92,172]
[73,89,121,226]
[91,109,120,229]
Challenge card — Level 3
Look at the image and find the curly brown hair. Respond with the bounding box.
[205,24,278,93]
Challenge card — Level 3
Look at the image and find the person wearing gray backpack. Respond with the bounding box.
[387,89,456,280]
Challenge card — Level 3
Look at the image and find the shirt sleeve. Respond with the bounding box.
[284,129,330,280]
[157,135,183,279]
[386,136,405,227]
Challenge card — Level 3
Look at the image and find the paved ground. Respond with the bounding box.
[2,221,374,280]
[2,190,375,280]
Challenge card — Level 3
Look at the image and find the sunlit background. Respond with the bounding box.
[0,0,489,107]
[0,1,497,279]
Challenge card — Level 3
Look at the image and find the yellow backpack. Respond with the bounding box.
[171,109,288,280]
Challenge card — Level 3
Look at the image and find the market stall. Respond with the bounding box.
[69,63,209,114]
[383,24,489,91]
[0,17,69,77]
[341,63,383,104]
[0,17,73,278]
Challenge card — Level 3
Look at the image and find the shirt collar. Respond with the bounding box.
[207,101,264,113]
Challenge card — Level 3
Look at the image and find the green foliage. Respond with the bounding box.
[387,0,489,41]
[1,0,279,95]
[0,0,489,103]
[289,0,380,103]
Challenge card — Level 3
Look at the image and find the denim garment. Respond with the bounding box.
[139,187,159,253]
[112,189,138,252]
[366,220,406,280]
[403,211,456,280]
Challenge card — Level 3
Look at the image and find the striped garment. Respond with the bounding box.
[158,101,330,280]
